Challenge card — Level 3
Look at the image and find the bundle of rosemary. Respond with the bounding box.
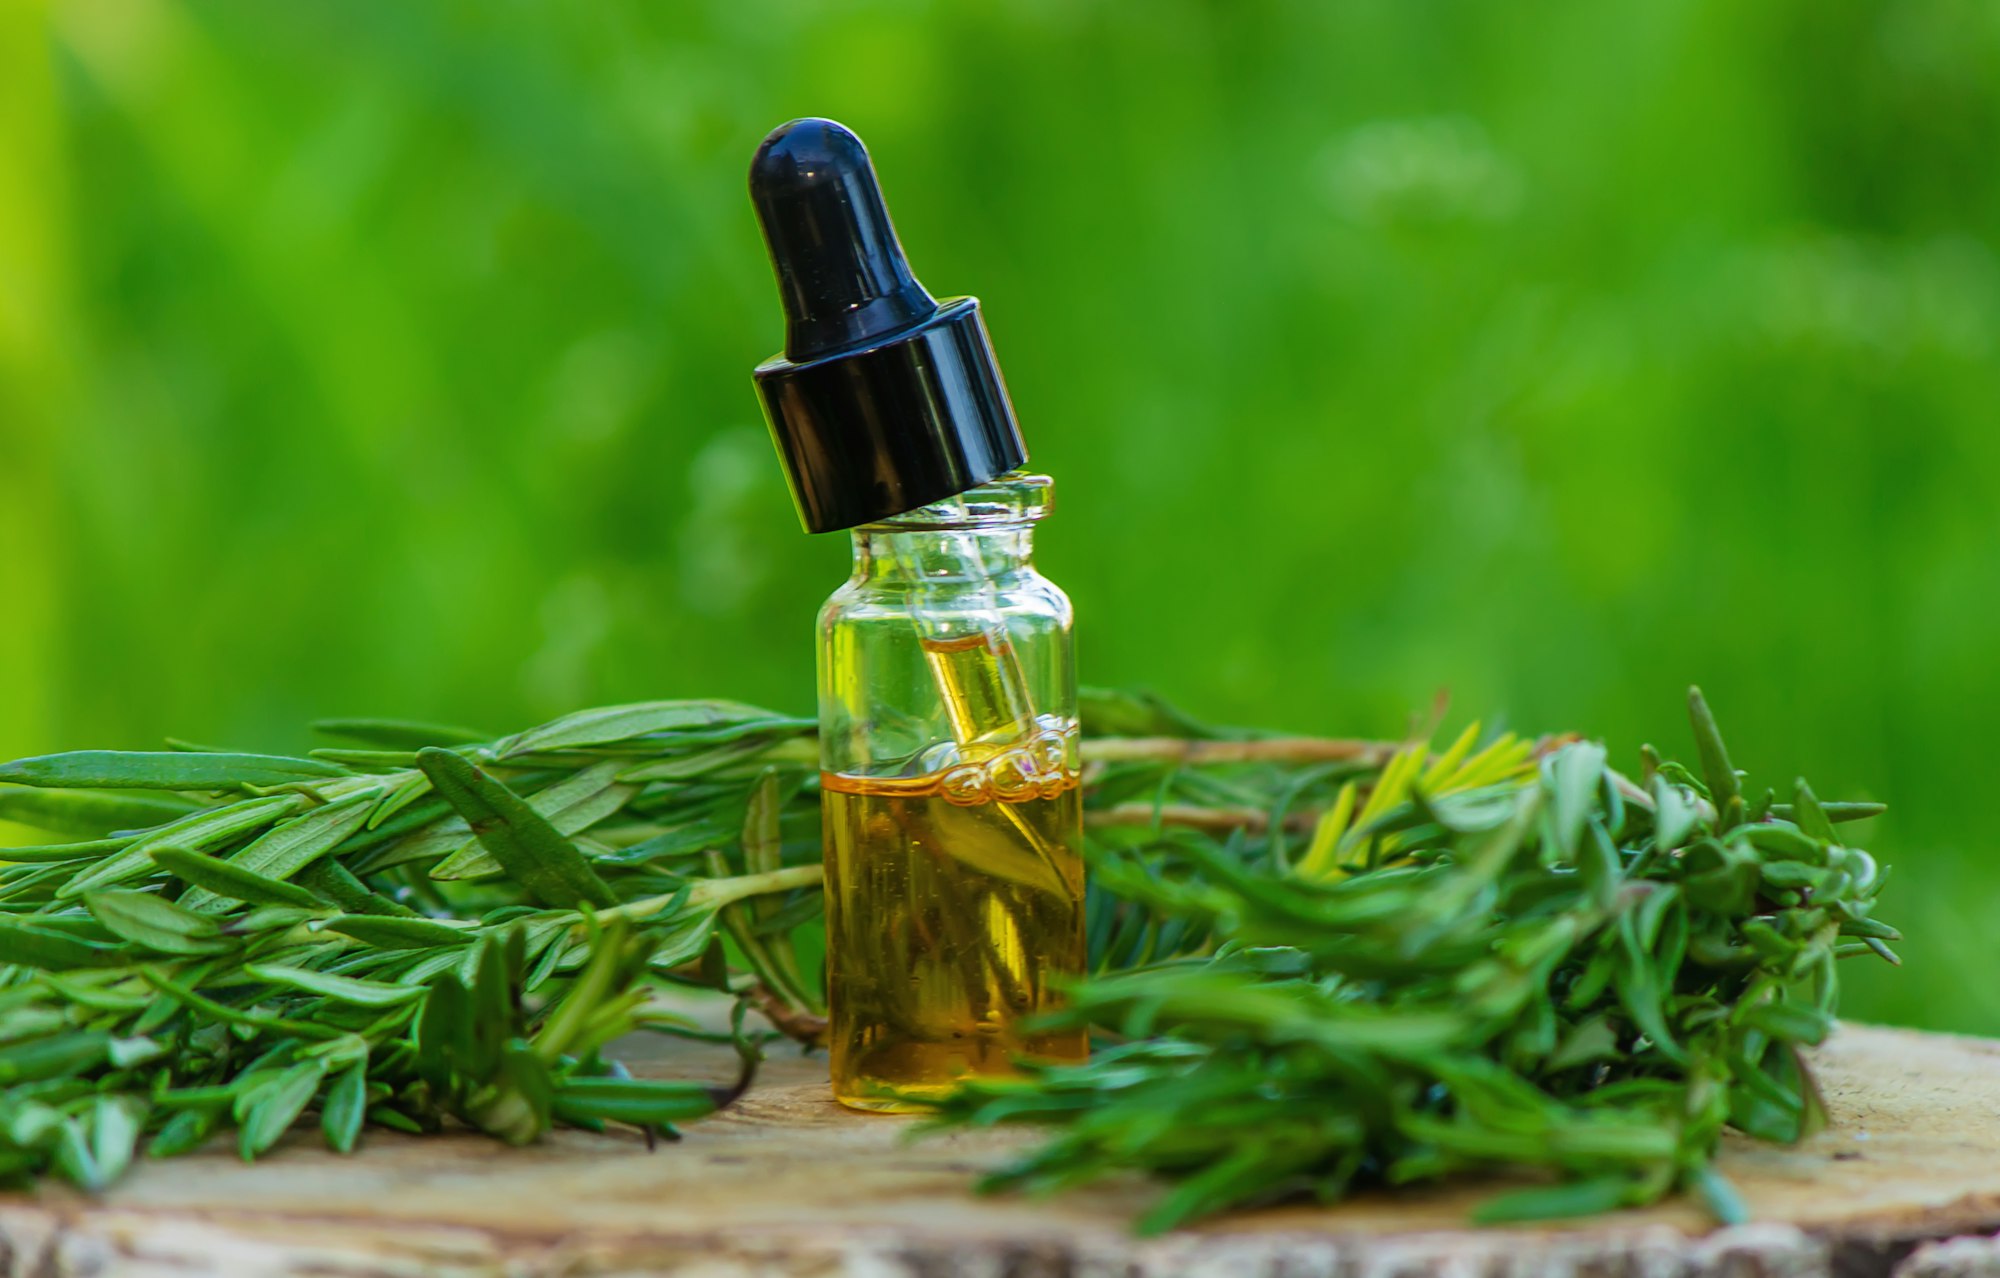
[0,687,1892,1233]
[0,703,827,1185]
[934,689,1896,1230]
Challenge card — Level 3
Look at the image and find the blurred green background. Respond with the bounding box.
[2,0,1995,1030]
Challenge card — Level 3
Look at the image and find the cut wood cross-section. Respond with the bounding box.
[3,1023,1998,1278]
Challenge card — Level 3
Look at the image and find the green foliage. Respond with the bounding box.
[0,703,825,1186]
[0,687,1899,1232]
[930,690,1895,1232]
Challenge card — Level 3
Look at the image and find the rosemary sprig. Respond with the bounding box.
[928,688,1896,1231]
[0,702,827,1184]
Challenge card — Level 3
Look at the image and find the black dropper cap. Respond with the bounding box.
[750,118,1026,533]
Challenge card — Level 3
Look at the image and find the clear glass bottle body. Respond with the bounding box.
[816,472,1086,1112]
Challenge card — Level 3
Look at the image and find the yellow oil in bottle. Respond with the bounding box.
[820,758,1087,1112]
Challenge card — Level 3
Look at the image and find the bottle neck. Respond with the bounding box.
[850,524,1036,584]
[846,471,1051,585]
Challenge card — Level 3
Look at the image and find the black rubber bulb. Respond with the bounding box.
[748,117,1026,533]
[750,118,939,362]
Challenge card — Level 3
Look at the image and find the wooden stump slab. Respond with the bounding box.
[5,1022,2000,1277]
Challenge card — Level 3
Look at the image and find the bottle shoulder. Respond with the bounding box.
[818,568,1071,627]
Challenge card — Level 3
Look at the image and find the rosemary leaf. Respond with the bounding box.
[0,751,347,791]
[416,750,617,908]
[152,848,327,910]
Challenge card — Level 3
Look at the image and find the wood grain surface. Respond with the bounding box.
[5,1022,2000,1277]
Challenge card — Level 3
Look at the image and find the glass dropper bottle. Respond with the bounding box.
[748,118,1086,1112]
